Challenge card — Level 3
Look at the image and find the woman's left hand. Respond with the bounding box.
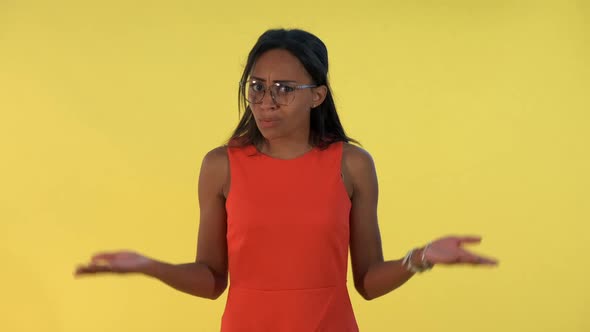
[424,236,498,266]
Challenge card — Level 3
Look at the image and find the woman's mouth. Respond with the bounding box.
[259,119,279,129]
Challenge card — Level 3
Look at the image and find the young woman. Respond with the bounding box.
[75,28,498,331]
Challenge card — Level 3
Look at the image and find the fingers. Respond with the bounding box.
[458,236,482,244]
[457,251,478,264]
[455,237,498,265]
[74,263,114,276]
[74,252,120,277]
[91,252,120,263]
[458,250,498,266]
[473,255,498,265]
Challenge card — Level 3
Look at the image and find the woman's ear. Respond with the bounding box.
[311,85,328,108]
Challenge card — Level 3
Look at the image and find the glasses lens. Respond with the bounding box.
[271,83,296,105]
[245,81,264,104]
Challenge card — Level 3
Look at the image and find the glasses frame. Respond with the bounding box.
[240,80,318,106]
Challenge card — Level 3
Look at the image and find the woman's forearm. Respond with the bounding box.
[142,260,227,300]
[361,248,426,300]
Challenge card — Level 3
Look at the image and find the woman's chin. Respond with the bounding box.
[257,127,281,139]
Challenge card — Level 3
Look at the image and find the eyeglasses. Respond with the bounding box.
[240,79,317,106]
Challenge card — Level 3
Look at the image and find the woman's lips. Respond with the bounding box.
[259,119,279,128]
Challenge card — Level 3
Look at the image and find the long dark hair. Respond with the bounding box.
[228,28,358,149]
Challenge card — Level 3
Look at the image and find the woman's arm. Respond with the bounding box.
[142,260,225,300]
[343,143,410,300]
[75,146,230,300]
[192,146,229,298]
[342,144,497,301]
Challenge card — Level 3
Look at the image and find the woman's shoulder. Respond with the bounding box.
[200,146,230,197]
[338,142,377,197]
[201,142,254,173]
[203,145,229,165]
[341,142,377,193]
[342,142,375,169]
[201,146,229,178]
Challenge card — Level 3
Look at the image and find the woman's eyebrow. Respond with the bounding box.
[250,76,297,83]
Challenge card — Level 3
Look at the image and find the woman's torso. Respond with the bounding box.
[220,141,359,332]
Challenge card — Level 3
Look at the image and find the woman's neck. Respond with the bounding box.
[258,138,313,160]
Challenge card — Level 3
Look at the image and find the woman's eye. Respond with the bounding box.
[278,85,295,93]
[251,82,265,92]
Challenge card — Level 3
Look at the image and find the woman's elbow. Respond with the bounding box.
[354,283,377,301]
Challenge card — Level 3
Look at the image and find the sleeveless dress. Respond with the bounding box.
[221,141,359,332]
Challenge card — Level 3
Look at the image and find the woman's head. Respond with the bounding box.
[229,28,357,148]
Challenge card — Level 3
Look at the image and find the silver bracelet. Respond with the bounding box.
[421,242,434,271]
[403,245,433,273]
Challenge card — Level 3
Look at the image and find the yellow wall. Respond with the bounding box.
[1,1,588,331]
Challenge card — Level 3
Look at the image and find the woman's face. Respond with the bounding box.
[247,49,326,141]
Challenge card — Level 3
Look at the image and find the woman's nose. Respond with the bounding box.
[260,88,278,109]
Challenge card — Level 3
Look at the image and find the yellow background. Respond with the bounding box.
[1,1,588,331]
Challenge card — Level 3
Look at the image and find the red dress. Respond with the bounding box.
[222,141,359,332]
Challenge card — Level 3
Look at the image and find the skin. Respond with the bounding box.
[75,49,498,301]
[248,49,328,158]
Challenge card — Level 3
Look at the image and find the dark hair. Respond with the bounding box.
[227,28,359,149]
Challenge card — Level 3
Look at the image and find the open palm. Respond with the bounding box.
[75,250,152,276]
[425,236,498,266]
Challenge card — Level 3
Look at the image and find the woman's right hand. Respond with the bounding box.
[74,250,154,276]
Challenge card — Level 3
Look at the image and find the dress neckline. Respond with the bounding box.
[252,144,318,161]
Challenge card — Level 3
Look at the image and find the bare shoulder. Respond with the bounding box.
[341,142,377,197]
[202,145,229,166]
[342,142,376,173]
[200,146,230,197]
